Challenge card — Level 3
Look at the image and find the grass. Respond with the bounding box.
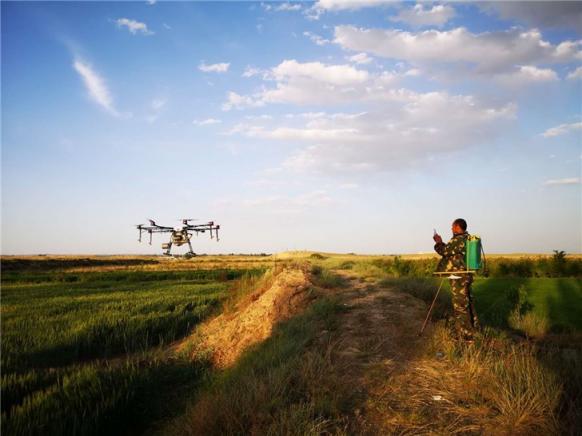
[373,324,565,434]
[164,298,352,435]
[1,279,227,372]
[0,264,265,435]
[473,277,582,333]
[352,269,581,433]
[2,354,210,436]
[2,254,581,434]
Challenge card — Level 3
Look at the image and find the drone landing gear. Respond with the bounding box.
[162,241,173,256]
[184,240,196,259]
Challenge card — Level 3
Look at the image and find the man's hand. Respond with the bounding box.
[433,233,443,244]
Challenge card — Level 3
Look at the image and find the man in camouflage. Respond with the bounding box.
[433,218,479,340]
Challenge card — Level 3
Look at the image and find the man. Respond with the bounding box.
[433,218,479,340]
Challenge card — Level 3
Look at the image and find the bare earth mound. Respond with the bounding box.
[185,267,311,368]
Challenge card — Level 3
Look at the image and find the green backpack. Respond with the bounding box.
[465,235,483,271]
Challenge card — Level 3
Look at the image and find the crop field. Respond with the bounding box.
[0,258,270,435]
[1,253,581,435]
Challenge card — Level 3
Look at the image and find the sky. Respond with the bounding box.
[1,0,581,255]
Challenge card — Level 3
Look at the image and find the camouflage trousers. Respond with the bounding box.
[449,275,479,339]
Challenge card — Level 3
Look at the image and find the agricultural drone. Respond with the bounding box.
[136,219,220,257]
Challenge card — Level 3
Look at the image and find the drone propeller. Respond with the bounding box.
[148,219,156,226]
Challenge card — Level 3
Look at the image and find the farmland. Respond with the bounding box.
[1,256,272,435]
[1,253,581,435]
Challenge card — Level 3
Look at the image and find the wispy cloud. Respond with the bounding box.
[347,52,373,65]
[115,18,154,35]
[541,122,582,138]
[73,59,120,116]
[276,2,302,12]
[303,31,331,46]
[567,66,582,80]
[543,177,580,186]
[199,62,230,73]
[193,118,222,126]
[146,98,167,123]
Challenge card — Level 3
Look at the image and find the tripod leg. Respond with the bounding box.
[419,278,445,336]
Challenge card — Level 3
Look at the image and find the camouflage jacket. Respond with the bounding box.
[434,232,469,272]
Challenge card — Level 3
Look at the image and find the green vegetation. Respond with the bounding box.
[2,355,209,436]
[374,276,582,335]
[312,252,582,278]
[473,277,582,333]
[1,266,263,435]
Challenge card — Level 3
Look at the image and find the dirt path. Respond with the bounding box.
[321,272,431,433]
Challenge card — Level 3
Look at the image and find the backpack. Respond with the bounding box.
[465,235,484,271]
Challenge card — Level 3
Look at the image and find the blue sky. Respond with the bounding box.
[2,1,581,255]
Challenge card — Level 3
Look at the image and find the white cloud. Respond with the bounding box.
[348,52,373,65]
[272,59,369,85]
[403,68,421,77]
[198,62,230,73]
[151,98,166,111]
[567,66,582,80]
[193,118,222,126]
[303,31,331,46]
[147,0,156,5]
[242,190,334,214]
[222,91,265,111]
[242,65,269,78]
[305,0,392,20]
[73,59,120,116]
[276,3,302,12]
[543,178,580,186]
[232,92,516,174]
[334,26,581,74]
[115,18,153,35]
[541,122,582,138]
[314,0,392,12]
[390,4,456,28]
[495,65,558,86]
[146,97,167,122]
[223,60,427,109]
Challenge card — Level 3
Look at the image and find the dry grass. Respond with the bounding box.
[179,264,314,369]
[366,324,562,435]
[165,299,351,436]
[509,309,550,339]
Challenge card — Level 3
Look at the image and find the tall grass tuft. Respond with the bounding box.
[487,343,561,434]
